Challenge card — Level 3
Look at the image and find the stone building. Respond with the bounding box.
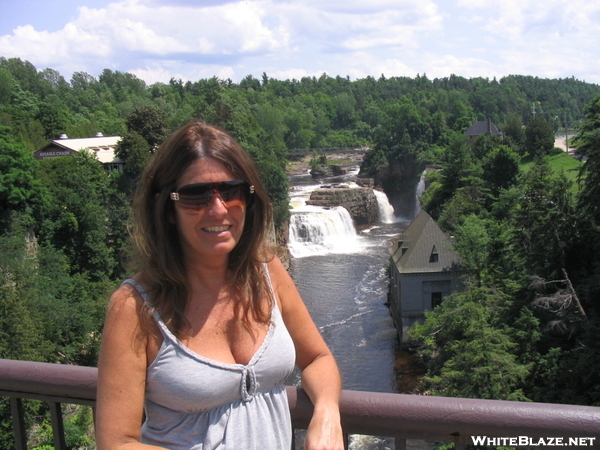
[388,211,462,343]
[33,133,123,171]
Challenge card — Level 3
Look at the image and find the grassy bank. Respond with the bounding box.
[520,151,584,192]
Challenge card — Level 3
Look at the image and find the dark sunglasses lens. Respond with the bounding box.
[175,181,248,209]
[219,183,245,202]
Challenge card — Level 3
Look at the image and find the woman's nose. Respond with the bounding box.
[207,192,227,215]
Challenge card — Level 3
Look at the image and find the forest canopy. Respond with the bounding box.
[2,55,600,449]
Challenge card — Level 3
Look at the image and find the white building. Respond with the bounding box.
[33,133,124,171]
[388,211,463,344]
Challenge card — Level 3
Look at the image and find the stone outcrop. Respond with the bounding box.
[306,184,378,226]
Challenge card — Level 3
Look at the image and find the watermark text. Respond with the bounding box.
[471,436,596,447]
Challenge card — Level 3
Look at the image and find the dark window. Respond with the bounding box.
[431,292,442,309]
[429,245,438,263]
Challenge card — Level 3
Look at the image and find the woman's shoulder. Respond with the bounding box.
[266,254,289,282]
[107,274,148,318]
[104,274,160,345]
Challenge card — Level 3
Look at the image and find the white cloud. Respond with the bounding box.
[0,0,598,84]
[273,0,441,52]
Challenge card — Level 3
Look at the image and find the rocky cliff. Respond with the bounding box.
[306,184,378,226]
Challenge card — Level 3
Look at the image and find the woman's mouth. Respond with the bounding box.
[203,225,231,233]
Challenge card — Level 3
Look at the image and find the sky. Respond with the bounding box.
[0,0,599,86]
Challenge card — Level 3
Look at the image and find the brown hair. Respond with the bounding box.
[131,121,274,335]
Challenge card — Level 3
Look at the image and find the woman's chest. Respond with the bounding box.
[145,317,296,412]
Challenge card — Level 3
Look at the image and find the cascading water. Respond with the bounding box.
[287,171,422,450]
[373,190,396,223]
[414,171,426,216]
[288,205,361,258]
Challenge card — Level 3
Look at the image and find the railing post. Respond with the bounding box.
[49,402,67,450]
[395,437,406,450]
[10,397,27,450]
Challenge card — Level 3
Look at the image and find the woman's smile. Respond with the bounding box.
[203,225,232,233]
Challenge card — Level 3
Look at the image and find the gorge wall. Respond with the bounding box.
[306,185,379,226]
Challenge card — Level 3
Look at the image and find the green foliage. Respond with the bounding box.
[36,151,117,281]
[482,145,520,195]
[502,112,525,154]
[0,127,43,231]
[116,131,152,176]
[574,94,600,223]
[124,104,170,148]
[524,114,555,157]
[514,157,576,278]
[410,289,532,401]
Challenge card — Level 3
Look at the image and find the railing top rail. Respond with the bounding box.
[0,359,97,404]
[1,359,599,441]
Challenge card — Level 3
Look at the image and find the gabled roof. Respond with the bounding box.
[464,119,502,137]
[34,135,122,164]
[389,211,460,274]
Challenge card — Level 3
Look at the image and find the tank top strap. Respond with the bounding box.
[121,278,171,337]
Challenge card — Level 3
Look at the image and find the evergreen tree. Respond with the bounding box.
[482,145,520,196]
[573,94,600,224]
[525,114,555,158]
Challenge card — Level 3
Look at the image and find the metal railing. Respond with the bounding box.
[1,359,599,449]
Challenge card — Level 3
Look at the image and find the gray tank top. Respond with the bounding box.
[122,276,296,450]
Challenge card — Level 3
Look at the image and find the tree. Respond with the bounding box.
[116,105,170,177]
[0,127,43,231]
[0,68,14,104]
[515,158,576,278]
[70,71,97,90]
[482,145,520,196]
[410,288,531,401]
[503,112,526,154]
[36,102,67,139]
[116,131,152,176]
[525,114,555,157]
[36,151,116,281]
[573,94,600,224]
[124,105,170,149]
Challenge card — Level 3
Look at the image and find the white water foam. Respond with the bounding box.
[373,190,396,223]
[288,205,363,258]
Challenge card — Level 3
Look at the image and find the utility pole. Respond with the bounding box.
[564,112,569,152]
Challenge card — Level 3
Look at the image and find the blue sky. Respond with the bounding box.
[0,0,599,85]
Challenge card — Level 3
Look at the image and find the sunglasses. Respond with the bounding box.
[170,180,255,210]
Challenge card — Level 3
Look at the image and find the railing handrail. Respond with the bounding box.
[1,358,600,446]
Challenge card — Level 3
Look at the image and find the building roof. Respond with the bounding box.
[34,134,123,164]
[464,119,502,137]
[389,210,460,274]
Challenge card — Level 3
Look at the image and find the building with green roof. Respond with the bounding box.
[388,211,463,343]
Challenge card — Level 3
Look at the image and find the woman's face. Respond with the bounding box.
[172,157,247,266]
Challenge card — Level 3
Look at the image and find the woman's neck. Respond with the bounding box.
[184,256,230,294]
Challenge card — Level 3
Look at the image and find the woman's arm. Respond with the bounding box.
[95,285,164,450]
[268,256,344,450]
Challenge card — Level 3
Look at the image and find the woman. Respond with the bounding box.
[96,121,344,450]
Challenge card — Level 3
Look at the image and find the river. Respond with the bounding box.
[286,168,424,449]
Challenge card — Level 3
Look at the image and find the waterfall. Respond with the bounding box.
[414,171,426,216]
[288,205,362,258]
[373,190,395,223]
